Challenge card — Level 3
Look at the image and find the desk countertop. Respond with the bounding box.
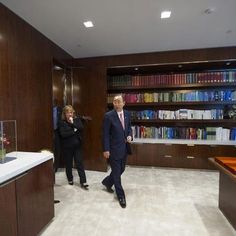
[209,158,236,182]
[0,151,53,184]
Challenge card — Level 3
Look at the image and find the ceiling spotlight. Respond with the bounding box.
[204,8,215,14]
[83,21,94,28]
[161,11,171,19]
[54,65,62,70]
[134,67,139,71]
[178,65,183,68]
[226,62,231,66]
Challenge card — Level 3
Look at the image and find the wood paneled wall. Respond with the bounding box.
[71,46,236,171]
[1,2,236,172]
[72,66,107,171]
[0,3,72,152]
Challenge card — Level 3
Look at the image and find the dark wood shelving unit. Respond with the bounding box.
[106,60,236,170]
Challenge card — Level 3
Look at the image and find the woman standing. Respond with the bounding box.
[59,105,89,190]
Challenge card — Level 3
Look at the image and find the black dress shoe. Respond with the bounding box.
[118,197,126,208]
[68,181,74,185]
[81,183,89,190]
[102,182,114,193]
[54,200,60,204]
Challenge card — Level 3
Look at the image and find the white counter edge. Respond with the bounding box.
[0,151,53,184]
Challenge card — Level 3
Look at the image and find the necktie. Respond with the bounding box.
[119,113,125,130]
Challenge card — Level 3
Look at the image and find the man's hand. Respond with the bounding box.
[103,151,110,159]
[82,116,92,121]
[127,136,132,143]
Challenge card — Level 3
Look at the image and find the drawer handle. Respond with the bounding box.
[164,155,172,158]
[187,156,195,159]
[187,144,195,146]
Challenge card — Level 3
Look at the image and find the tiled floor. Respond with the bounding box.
[40,166,236,236]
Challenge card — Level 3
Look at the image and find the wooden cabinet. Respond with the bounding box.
[210,158,236,230]
[128,143,236,169]
[16,160,54,236]
[0,160,54,236]
[0,180,17,236]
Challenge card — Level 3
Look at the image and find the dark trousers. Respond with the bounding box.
[62,145,87,184]
[102,156,127,199]
[53,129,61,172]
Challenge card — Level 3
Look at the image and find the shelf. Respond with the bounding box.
[107,83,236,92]
[132,138,236,146]
[131,119,236,127]
[107,101,236,108]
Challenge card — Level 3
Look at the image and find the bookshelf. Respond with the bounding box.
[107,61,236,169]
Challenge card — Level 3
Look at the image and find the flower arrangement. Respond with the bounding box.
[0,133,10,162]
[0,133,10,147]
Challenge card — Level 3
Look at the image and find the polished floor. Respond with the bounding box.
[40,166,236,236]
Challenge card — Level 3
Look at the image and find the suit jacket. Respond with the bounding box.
[53,105,62,130]
[102,109,132,159]
[59,117,84,149]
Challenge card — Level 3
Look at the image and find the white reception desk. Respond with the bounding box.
[0,151,54,236]
[0,151,53,184]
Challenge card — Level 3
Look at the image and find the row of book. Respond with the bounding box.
[130,109,224,120]
[108,71,236,88]
[131,126,236,140]
[107,90,236,103]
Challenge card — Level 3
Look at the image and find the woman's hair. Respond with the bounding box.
[62,105,75,120]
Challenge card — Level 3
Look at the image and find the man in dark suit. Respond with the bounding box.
[102,95,132,208]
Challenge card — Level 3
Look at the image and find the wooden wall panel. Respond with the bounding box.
[72,66,107,171]
[52,70,66,107]
[0,3,72,153]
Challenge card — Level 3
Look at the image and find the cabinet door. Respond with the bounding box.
[154,144,180,167]
[135,143,157,166]
[16,160,54,236]
[174,145,211,169]
[0,180,17,236]
[211,145,236,157]
[127,144,137,165]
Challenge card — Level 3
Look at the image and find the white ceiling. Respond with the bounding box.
[1,0,236,58]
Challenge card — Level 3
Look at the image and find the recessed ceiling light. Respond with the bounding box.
[161,11,171,19]
[178,65,182,68]
[83,21,94,28]
[226,62,231,66]
[226,30,232,34]
[204,8,215,14]
[134,67,139,71]
[54,65,62,70]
